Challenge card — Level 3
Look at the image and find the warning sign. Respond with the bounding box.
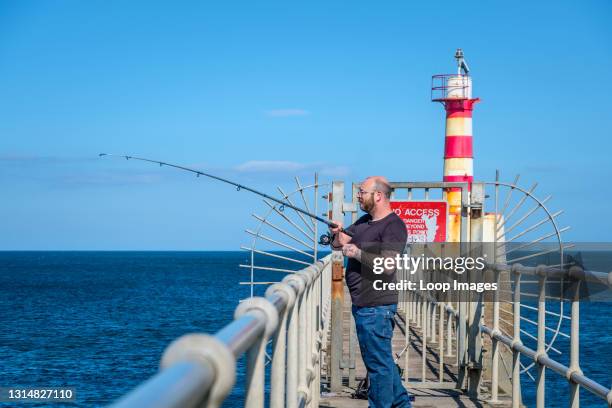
[390,201,447,243]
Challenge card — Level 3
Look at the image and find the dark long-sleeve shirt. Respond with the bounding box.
[344,212,407,307]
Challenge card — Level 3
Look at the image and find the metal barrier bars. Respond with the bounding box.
[384,182,469,390]
[403,259,612,407]
[329,181,345,392]
[401,287,465,388]
[111,255,332,408]
[483,263,612,408]
[399,263,462,389]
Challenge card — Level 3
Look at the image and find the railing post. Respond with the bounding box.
[416,294,422,328]
[404,304,410,385]
[491,174,501,404]
[439,302,445,382]
[569,266,583,408]
[348,183,359,388]
[266,283,296,408]
[431,297,437,342]
[457,298,466,389]
[456,183,470,389]
[421,295,427,381]
[314,173,319,262]
[312,269,323,407]
[402,265,410,385]
[426,301,431,343]
[512,264,522,408]
[234,297,280,408]
[446,303,453,358]
[536,265,547,408]
[490,266,501,403]
[321,263,331,389]
[297,272,311,404]
[284,275,305,408]
[466,182,484,398]
[304,267,316,407]
[410,292,417,322]
[330,180,345,392]
[491,173,501,404]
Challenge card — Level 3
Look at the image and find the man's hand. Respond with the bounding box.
[329,220,351,247]
[329,220,343,235]
[342,243,361,260]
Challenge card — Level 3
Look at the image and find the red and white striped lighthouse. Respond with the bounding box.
[432,49,480,242]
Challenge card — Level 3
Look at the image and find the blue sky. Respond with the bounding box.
[1,0,611,249]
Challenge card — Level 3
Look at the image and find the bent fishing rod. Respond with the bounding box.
[98,153,352,245]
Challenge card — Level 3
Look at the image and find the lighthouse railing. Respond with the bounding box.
[110,254,332,408]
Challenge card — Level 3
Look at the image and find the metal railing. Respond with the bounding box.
[483,263,612,408]
[109,176,612,408]
[389,179,612,407]
[399,271,462,388]
[404,261,612,407]
[387,182,470,391]
[111,255,332,408]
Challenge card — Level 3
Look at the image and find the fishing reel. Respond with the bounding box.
[319,227,353,246]
[318,232,334,246]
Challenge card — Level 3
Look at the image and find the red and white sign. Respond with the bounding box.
[390,201,447,243]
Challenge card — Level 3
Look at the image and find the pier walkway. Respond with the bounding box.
[318,287,490,408]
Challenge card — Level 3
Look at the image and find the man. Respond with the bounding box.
[330,176,411,408]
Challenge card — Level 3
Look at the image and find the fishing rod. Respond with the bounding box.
[98,153,352,245]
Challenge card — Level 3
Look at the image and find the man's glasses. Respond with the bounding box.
[357,189,378,197]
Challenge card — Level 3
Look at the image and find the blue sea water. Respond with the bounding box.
[0,251,260,407]
[0,251,611,407]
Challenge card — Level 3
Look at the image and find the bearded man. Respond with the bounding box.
[330,176,411,408]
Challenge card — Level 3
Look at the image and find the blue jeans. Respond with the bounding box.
[352,304,411,408]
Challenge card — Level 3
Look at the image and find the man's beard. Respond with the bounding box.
[359,196,374,213]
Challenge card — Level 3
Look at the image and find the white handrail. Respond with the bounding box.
[111,255,332,408]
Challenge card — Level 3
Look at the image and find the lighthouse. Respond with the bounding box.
[432,49,480,242]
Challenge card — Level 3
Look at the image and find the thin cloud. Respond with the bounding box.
[60,172,162,187]
[0,154,166,188]
[319,165,350,178]
[264,109,310,117]
[234,160,350,178]
[235,160,307,173]
[523,164,564,173]
[0,155,98,164]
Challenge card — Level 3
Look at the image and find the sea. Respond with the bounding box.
[0,251,611,407]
